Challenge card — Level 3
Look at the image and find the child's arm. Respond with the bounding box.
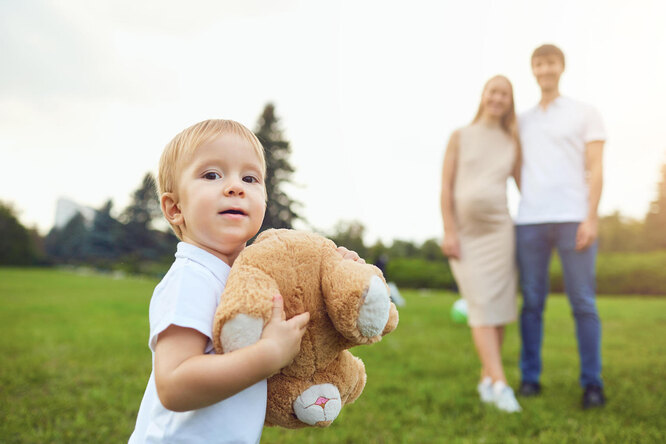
[154,294,309,412]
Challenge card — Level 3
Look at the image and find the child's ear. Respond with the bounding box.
[161,192,184,226]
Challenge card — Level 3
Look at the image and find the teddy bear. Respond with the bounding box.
[212,229,399,429]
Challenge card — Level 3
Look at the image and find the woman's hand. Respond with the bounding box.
[441,234,461,259]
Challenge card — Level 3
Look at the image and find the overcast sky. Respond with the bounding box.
[2,0,665,244]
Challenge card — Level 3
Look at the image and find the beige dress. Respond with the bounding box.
[449,123,517,326]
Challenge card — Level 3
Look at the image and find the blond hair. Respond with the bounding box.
[471,75,519,143]
[158,119,266,239]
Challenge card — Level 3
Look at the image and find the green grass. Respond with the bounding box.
[1,268,665,443]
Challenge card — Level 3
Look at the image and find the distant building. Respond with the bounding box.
[54,198,96,229]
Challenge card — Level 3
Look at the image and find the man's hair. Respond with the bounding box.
[158,119,266,239]
[531,44,565,68]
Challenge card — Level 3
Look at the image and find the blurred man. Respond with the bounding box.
[516,44,606,409]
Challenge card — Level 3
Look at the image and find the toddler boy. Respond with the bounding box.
[130,119,315,443]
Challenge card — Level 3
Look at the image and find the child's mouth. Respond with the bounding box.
[219,209,247,216]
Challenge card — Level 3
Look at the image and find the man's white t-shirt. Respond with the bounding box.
[516,96,606,225]
[129,242,266,444]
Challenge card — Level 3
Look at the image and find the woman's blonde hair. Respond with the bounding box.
[471,75,519,143]
[158,119,266,238]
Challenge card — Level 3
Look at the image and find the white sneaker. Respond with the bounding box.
[492,381,522,413]
[477,377,493,403]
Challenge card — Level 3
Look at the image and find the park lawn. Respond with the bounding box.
[0,268,664,443]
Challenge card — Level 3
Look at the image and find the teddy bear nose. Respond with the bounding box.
[314,397,330,408]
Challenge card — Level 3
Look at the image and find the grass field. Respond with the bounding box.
[1,267,665,443]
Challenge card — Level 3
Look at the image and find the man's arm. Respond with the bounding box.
[576,140,604,250]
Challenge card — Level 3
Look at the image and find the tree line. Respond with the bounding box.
[597,164,666,252]
[41,174,176,273]
[2,103,665,279]
[326,167,666,293]
[1,104,299,273]
[329,159,666,262]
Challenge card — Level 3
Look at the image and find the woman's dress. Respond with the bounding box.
[449,123,517,326]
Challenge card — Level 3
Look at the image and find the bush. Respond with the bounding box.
[386,258,455,290]
[550,250,666,295]
[388,251,666,295]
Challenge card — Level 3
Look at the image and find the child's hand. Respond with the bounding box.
[336,246,366,264]
[261,294,310,372]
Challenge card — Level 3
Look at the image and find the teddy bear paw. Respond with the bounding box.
[220,314,263,353]
[293,383,342,426]
[357,275,390,337]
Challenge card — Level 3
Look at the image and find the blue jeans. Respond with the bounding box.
[516,223,603,388]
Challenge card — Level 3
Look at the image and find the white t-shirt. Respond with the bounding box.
[516,96,606,225]
[129,242,266,444]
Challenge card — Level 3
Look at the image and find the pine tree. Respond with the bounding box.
[255,103,301,233]
[120,173,164,258]
[88,200,124,261]
[121,173,161,228]
[44,212,89,263]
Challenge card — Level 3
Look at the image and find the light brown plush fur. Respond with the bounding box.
[213,229,399,428]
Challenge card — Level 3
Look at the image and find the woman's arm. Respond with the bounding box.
[512,139,522,191]
[154,295,309,412]
[440,131,461,259]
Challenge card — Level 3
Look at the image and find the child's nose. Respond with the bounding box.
[224,179,245,197]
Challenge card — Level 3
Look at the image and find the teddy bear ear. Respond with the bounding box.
[255,228,281,244]
[254,230,270,244]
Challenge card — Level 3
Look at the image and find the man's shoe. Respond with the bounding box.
[582,385,605,409]
[518,381,541,397]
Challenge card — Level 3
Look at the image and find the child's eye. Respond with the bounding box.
[242,176,259,184]
[203,172,221,180]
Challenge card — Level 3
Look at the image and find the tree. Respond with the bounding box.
[88,200,124,261]
[387,239,419,259]
[121,173,161,228]
[255,103,301,233]
[366,239,389,265]
[0,201,40,265]
[419,239,446,261]
[645,162,666,249]
[328,220,367,259]
[120,173,164,259]
[44,212,89,263]
[598,211,646,252]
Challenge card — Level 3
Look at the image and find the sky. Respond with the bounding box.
[1,0,665,244]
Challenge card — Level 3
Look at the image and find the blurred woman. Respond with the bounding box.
[440,75,522,412]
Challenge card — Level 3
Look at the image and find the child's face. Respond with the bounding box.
[173,133,266,263]
[531,54,564,92]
